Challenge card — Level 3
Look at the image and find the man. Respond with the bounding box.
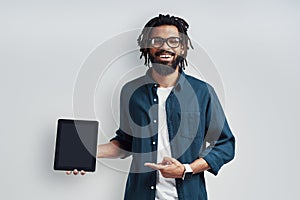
[68,14,235,200]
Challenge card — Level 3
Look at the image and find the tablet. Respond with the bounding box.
[54,119,99,172]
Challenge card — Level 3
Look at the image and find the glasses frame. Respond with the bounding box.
[148,37,182,48]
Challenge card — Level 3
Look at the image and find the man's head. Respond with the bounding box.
[137,14,193,75]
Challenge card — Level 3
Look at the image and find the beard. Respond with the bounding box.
[149,50,183,76]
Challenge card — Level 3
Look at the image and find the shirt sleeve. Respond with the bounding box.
[110,85,133,153]
[200,86,235,175]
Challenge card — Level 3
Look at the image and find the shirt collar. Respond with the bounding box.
[145,68,186,92]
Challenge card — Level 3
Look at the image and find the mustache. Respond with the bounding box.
[154,50,176,56]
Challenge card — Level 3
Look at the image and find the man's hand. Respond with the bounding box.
[66,169,86,176]
[144,157,185,179]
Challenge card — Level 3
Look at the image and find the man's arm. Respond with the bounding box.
[97,140,127,159]
[200,86,235,175]
[145,157,210,179]
[190,157,210,174]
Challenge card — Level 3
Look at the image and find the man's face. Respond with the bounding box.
[148,25,184,76]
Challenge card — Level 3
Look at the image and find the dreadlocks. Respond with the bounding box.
[137,14,193,70]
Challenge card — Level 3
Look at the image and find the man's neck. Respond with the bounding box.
[151,67,180,88]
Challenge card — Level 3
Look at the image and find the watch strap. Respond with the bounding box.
[182,164,193,180]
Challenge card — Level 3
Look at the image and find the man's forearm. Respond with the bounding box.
[97,140,127,159]
[190,158,211,174]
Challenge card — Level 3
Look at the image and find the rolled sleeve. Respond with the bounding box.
[200,86,235,175]
[110,129,133,152]
[110,84,133,153]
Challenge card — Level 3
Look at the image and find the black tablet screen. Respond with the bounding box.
[54,119,98,172]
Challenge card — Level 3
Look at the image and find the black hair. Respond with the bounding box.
[137,14,193,70]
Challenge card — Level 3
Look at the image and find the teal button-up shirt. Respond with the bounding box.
[111,69,235,200]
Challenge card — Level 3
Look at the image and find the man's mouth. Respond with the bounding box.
[155,51,175,62]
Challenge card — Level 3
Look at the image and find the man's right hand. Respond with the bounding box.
[66,169,86,176]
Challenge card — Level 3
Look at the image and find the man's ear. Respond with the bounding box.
[180,48,185,55]
[180,45,185,55]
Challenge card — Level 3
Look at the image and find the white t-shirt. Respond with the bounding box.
[155,86,178,200]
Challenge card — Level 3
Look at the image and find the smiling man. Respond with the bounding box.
[68,14,235,200]
[148,25,183,76]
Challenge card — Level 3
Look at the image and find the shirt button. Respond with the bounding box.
[154,84,158,87]
[154,98,157,102]
[150,186,155,190]
[153,120,157,123]
[152,141,156,145]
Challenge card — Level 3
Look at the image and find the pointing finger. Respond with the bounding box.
[144,162,167,170]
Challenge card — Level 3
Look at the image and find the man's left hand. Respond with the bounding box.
[144,157,185,179]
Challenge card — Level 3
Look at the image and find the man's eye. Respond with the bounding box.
[169,39,179,44]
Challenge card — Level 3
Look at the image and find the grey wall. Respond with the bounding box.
[1,0,299,199]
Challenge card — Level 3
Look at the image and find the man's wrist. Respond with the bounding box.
[182,164,193,180]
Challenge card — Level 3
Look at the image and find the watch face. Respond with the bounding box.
[185,172,193,180]
[184,172,193,180]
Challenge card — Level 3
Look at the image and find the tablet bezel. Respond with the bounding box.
[53,119,98,172]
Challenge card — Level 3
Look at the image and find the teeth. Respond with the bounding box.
[159,54,171,58]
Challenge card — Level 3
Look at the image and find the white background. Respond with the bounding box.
[1,0,299,199]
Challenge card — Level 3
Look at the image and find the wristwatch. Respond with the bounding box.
[182,164,193,180]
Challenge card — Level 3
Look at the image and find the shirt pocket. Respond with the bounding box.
[179,112,201,141]
[173,112,202,161]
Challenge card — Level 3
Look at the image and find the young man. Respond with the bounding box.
[68,14,235,200]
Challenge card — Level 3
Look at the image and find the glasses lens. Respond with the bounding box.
[151,38,164,48]
[167,37,180,48]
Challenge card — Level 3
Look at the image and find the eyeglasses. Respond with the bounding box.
[149,37,182,48]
